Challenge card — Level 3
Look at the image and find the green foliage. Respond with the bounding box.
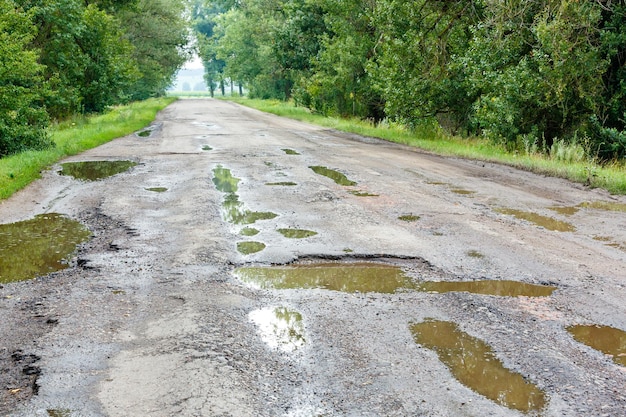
[0,0,51,156]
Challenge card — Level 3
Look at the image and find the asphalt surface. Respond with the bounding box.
[1,98,625,416]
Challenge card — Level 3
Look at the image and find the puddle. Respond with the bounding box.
[548,206,580,216]
[282,148,300,155]
[212,165,240,193]
[411,319,546,413]
[235,262,556,296]
[240,227,260,236]
[235,262,416,293]
[416,280,556,297]
[237,241,266,255]
[466,250,484,258]
[137,130,151,137]
[266,182,297,186]
[202,145,213,151]
[249,307,305,352]
[47,410,72,417]
[451,188,475,195]
[349,190,379,197]
[0,214,91,283]
[213,166,278,225]
[578,200,626,212]
[145,187,167,193]
[309,166,357,186]
[567,324,626,366]
[399,214,421,222]
[277,228,318,239]
[495,208,575,232]
[60,160,138,181]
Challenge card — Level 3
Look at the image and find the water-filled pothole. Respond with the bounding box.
[213,166,278,225]
[235,263,556,296]
[237,241,266,255]
[266,182,297,186]
[548,206,580,216]
[146,187,167,193]
[398,214,421,222]
[60,161,138,181]
[282,148,300,155]
[137,130,151,137]
[451,188,475,195]
[277,228,318,239]
[567,324,626,366]
[495,208,575,232]
[309,166,357,186]
[240,227,260,236]
[249,306,305,352]
[578,200,626,212]
[411,319,546,413]
[0,213,91,283]
[349,190,379,197]
[202,145,213,151]
[47,409,72,417]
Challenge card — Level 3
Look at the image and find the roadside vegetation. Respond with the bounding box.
[0,97,175,200]
[193,0,626,193]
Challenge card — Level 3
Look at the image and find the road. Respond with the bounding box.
[1,98,625,416]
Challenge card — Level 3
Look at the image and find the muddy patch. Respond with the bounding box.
[411,319,546,413]
[277,228,318,239]
[249,306,305,352]
[495,208,575,232]
[309,166,357,186]
[60,161,138,181]
[0,214,91,283]
[567,324,626,366]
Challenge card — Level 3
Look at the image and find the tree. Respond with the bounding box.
[0,0,51,156]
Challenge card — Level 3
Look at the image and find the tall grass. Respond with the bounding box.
[0,97,176,200]
[225,97,626,195]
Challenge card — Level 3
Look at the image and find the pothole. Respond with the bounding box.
[240,227,260,236]
[249,306,305,352]
[495,208,575,232]
[145,187,167,193]
[282,148,300,155]
[398,214,421,222]
[234,262,556,296]
[567,324,626,366]
[266,182,297,186]
[59,161,138,181]
[0,214,91,283]
[309,166,357,186]
[237,241,266,255]
[349,190,379,197]
[411,319,546,413]
[578,201,626,212]
[277,228,318,239]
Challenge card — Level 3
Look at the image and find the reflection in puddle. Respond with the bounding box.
[578,200,626,212]
[0,214,91,283]
[411,319,546,413]
[146,187,167,193]
[235,263,415,293]
[398,214,420,222]
[213,166,278,225]
[240,227,260,236]
[277,228,318,239]
[60,161,137,181]
[495,208,575,232]
[548,206,580,216]
[235,263,556,296]
[282,148,300,155]
[266,182,297,186]
[237,241,266,255]
[416,280,556,297]
[567,324,626,366]
[309,166,357,186]
[249,307,305,352]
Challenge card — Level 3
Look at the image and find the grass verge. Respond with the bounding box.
[0,97,176,201]
[225,97,626,195]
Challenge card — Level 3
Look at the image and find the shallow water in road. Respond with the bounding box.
[60,161,137,181]
[495,208,575,232]
[309,166,357,186]
[567,324,626,366]
[249,306,305,352]
[411,319,546,413]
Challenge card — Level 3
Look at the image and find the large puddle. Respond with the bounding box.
[60,160,137,181]
[0,214,91,283]
[249,306,306,352]
[309,166,357,186]
[495,208,575,232]
[234,263,556,296]
[411,319,546,413]
[213,166,278,225]
[567,324,626,367]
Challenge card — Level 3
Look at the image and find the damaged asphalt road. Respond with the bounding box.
[1,98,625,416]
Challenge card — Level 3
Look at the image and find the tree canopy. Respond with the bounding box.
[194,0,626,161]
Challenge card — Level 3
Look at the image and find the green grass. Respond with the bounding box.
[224,97,626,195]
[0,97,176,200]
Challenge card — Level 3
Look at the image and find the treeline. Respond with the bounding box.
[0,0,190,156]
[194,0,626,161]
